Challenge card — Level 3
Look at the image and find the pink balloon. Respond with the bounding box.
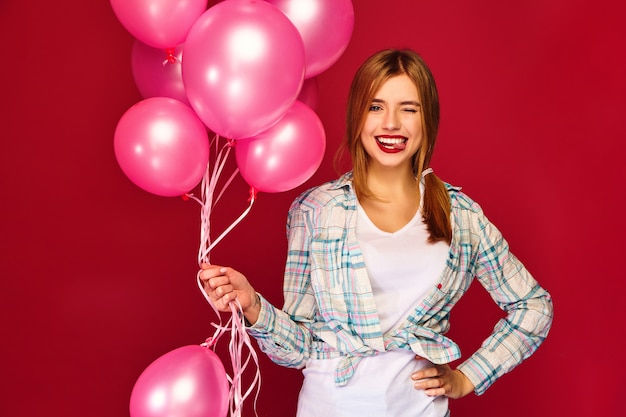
[129,345,229,417]
[236,101,326,193]
[297,77,320,111]
[110,0,208,49]
[114,97,209,197]
[131,41,189,105]
[182,0,305,139]
[267,0,354,78]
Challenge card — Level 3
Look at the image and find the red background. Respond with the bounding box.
[1,1,625,416]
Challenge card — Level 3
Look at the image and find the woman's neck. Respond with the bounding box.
[365,165,418,202]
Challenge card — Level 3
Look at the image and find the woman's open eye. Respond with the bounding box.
[369,104,382,112]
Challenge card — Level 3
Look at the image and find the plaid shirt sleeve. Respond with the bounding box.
[455,195,554,395]
[246,198,318,369]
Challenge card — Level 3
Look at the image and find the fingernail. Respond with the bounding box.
[220,267,227,273]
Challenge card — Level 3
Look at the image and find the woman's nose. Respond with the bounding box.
[383,110,400,129]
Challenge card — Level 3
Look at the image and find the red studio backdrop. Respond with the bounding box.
[1,1,625,416]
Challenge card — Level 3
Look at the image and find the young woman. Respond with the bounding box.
[199,49,553,416]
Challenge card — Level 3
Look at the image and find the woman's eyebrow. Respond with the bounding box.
[371,98,421,106]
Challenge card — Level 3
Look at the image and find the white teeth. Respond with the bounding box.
[376,137,406,145]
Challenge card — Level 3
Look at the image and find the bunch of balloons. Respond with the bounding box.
[110,1,354,417]
[112,0,354,197]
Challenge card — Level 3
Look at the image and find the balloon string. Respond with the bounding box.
[193,135,261,417]
[215,168,241,206]
[205,189,255,255]
[196,137,235,264]
[228,301,261,417]
[196,272,261,417]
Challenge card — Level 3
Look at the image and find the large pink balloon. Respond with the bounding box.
[267,0,354,78]
[131,41,189,105]
[114,97,209,197]
[183,0,305,139]
[129,345,229,417]
[236,101,326,193]
[110,0,208,49]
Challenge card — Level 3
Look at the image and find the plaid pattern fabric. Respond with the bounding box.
[248,172,553,395]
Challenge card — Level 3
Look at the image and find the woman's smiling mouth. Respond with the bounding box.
[376,135,407,153]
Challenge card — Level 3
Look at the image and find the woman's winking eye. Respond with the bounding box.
[368,99,421,113]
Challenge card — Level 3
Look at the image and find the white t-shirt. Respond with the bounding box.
[297,193,450,417]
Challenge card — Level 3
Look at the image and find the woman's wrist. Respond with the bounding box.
[243,292,261,326]
[453,369,475,397]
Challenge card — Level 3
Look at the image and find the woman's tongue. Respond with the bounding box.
[377,137,407,151]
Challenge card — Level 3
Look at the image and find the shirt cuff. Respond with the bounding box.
[456,352,496,396]
[246,293,275,336]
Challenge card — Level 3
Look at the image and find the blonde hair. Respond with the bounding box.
[338,49,451,243]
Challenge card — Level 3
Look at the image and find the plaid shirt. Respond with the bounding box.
[248,172,553,395]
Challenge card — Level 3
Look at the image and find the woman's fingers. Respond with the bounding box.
[199,264,223,279]
[197,265,234,309]
[197,265,260,323]
[411,363,474,399]
[411,365,442,381]
[199,266,229,289]
[204,276,230,291]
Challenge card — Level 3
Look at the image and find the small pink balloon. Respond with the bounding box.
[297,77,320,111]
[110,0,208,49]
[129,345,229,417]
[236,101,326,193]
[183,0,305,139]
[131,41,189,105]
[267,0,354,78]
[114,97,209,197]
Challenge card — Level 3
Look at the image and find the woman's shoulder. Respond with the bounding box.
[290,173,353,212]
[443,182,483,214]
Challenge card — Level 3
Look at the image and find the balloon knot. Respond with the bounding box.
[203,337,216,348]
[181,193,190,201]
[248,187,258,202]
[164,48,178,65]
[226,139,237,148]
